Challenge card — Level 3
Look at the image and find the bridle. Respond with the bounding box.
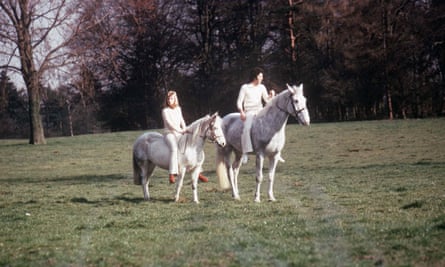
[201,119,224,144]
[275,93,306,123]
[181,118,224,154]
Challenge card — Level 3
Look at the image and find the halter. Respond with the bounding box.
[275,93,306,123]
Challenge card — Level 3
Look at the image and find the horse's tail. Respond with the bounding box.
[133,151,142,185]
[216,145,231,190]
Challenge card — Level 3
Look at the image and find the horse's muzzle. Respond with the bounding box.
[216,139,226,147]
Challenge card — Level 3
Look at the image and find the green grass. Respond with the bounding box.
[1,119,444,266]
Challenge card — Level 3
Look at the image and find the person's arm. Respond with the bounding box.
[261,85,270,104]
[178,107,186,130]
[237,85,247,121]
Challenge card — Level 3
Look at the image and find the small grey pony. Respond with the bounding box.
[133,113,226,203]
[216,84,310,202]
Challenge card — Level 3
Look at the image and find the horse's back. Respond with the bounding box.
[133,132,170,169]
[222,111,285,156]
[133,132,163,151]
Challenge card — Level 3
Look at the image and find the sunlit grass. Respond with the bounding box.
[1,119,444,266]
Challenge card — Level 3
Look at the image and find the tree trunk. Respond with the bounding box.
[381,2,394,120]
[18,18,46,143]
[386,87,394,120]
[66,101,74,137]
[288,0,297,63]
[26,75,46,144]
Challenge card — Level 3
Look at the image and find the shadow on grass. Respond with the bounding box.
[115,195,174,204]
[1,174,126,184]
[70,195,174,205]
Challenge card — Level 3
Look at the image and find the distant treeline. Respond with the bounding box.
[1,1,444,138]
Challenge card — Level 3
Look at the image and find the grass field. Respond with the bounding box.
[1,119,444,266]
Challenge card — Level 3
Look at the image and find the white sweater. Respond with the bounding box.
[237,83,269,114]
[162,106,186,135]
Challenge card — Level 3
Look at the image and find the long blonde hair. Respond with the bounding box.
[165,90,179,108]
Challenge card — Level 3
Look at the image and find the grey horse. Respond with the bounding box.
[133,113,226,203]
[216,84,310,202]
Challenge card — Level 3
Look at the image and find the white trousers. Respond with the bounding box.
[165,133,179,174]
[241,114,254,154]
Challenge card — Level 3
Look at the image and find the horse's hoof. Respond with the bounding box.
[269,198,277,202]
[234,195,241,201]
[254,198,261,203]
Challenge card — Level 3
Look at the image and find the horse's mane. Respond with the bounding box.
[258,90,290,117]
[185,115,210,141]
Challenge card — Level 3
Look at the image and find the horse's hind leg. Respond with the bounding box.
[228,153,241,200]
[232,157,242,200]
[141,162,155,201]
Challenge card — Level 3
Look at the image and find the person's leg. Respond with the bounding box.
[165,133,179,183]
[241,115,254,164]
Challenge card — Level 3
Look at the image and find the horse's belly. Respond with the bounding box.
[148,147,170,170]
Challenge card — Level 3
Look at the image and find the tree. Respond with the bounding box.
[0,0,81,144]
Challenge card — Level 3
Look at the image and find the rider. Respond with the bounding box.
[162,90,209,183]
[236,67,272,164]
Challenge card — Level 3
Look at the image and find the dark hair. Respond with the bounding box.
[249,67,264,82]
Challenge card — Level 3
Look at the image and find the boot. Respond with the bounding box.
[169,174,176,184]
[198,173,209,183]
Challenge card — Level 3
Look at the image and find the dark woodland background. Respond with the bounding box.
[1,0,444,139]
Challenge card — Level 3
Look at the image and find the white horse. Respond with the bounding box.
[216,84,310,202]
[133,112,226,203]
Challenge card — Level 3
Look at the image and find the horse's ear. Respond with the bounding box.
[211,112,219,118]
[297,83,304,95]
[287,83,296,94]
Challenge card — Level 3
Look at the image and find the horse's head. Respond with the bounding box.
[282,83,310,126]
[205,112,226,147]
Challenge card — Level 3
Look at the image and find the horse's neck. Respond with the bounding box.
[256,104,289,135]
[179,123,206,153]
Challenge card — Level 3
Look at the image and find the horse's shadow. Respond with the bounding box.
[70,194,176,205]
[5,172,193,205]
[114,195,173,204]
[2,174,125,184]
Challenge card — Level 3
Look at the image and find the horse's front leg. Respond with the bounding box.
[268,156,279,202]
[254,153,265,202]
[174,168,186,202]
[191,167,200,204]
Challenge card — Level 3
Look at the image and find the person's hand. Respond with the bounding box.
[240,111,246,121]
